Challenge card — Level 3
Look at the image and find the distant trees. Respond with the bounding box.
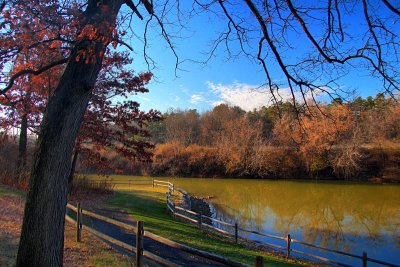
[165,109,200,146]
[148,96,400,180]
[1,0,399,265]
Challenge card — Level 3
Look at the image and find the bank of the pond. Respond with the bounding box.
[88,175,400,267]
[105,187,320,267]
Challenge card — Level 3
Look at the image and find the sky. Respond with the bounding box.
[118,1,398,113]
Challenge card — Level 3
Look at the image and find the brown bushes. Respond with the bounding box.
[68,174,114,198]
[148,99,400,180]
[152,144,224,177]
[0,137,29,190]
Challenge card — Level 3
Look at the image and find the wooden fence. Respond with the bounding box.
[91,179,175,193]
[66,202,257,267]
[166,191,400,267]
[90,178,399,267]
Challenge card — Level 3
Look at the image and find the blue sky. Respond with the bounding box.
[120,1,397,113]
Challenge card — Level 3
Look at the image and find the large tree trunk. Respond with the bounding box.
[68,147,79,193]
[16,1,123,266]
[15,113,28,180]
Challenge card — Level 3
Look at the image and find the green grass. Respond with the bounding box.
[87,251,134,267]
[0,185,25,197]
[107,188,305,267]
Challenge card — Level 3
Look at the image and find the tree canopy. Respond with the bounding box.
[0,0,399,266]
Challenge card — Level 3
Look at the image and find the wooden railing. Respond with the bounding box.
[153,179,174,194]
[93,179,175,193]
[166,190,400,267]
[66,202,255,267]
[93,178,399,267]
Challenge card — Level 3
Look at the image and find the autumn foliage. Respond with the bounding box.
[148,96,400,181]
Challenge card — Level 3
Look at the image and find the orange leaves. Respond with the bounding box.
[77,22,117,47]
[49,41,62,49]
[77,24,98,41]
[75,46,98,64]
[111,40,117,49]
[74,22,120,64]
[2,10,11,20]
[139,72,153,83]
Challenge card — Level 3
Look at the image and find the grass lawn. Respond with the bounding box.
[0,185,25,197]
[0,184,134,267]
[106,187,313,267]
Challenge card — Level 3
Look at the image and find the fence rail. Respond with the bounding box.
[90,178,399,267]
[92,179,176,194]
[66,202,253,267]
[166,187,400,267]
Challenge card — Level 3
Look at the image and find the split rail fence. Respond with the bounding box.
[65,201,259,267]
[166,189,399,267]
[91,178,174,191]
[85,178,399,267]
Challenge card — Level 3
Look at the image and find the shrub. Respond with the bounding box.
[69,174,114,198]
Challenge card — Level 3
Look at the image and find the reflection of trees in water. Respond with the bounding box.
[178,180,400,250]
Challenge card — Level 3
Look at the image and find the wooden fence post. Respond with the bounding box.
[255,256,263,267]
[198,212,202,229]
[362,252,367,267]
[286,234,291,258]
[165,192,170,212]
[235,223,238,244]
[76,202,82,242]
[136,221,144,267]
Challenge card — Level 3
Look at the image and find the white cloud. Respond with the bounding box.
[210,100,225,107]
[207,82,282,111]
[190,94,204,104]
[174,96,181,102]
[206,81,323,111]
[137,96,150,102]
[180,85,189,94]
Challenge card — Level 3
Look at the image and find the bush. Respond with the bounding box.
[69,174,114,198]
[0,137,29,190]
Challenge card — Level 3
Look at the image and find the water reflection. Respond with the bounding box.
[170,179,400,265]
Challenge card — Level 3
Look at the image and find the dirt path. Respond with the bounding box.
[0,187,133,267]
[0,186,232,267]
[84,208,233,267]
[0,194,25,266]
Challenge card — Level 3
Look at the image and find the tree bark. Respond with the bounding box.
[16,1,123,266]
[68,147,79,193]
[15,113,28,180]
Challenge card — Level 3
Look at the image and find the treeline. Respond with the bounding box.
[1,94,399,182]
[145,94,399,180]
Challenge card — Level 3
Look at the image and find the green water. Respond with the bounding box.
[165,178,400,266]
[99,175,400,265]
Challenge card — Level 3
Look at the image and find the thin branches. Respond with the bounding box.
[382,0,400,16]
[1,58,68,95]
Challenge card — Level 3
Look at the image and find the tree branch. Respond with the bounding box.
[1,58,68,95]
[141,0,154,15]
[124,0,144,20]
[382,0,400,16]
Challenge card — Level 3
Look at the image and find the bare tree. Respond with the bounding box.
[0,0,399,266]
[179,1,397,111]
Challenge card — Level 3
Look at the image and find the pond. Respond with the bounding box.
[166,178,400,266]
